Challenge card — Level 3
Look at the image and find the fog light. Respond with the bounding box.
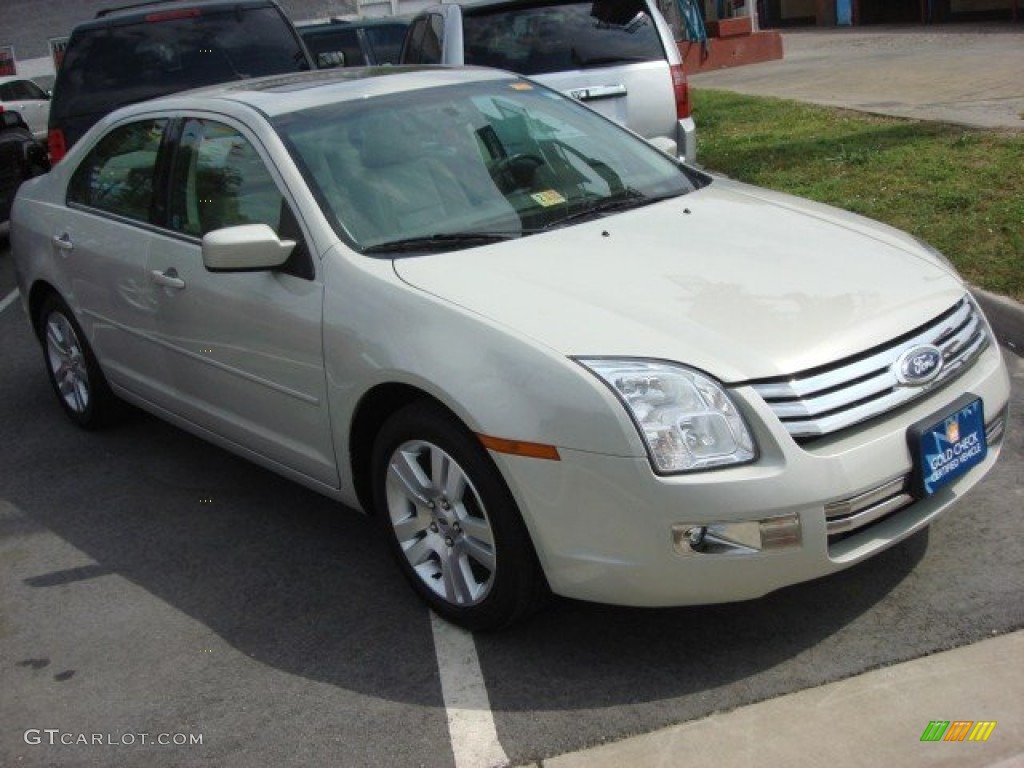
[672,514,801,557]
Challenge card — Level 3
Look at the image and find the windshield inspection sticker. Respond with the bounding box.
[531,190,566,207]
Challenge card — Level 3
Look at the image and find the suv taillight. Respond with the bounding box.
[671,64,691,120]
[48,129,66,164]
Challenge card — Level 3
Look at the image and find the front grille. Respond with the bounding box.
[751,296,989,441]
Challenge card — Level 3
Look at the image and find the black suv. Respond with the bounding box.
[47,0,314,162]
[0,112,49,224]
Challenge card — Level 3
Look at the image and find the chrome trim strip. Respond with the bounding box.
[824,476,907,520]
[826,493,914,535]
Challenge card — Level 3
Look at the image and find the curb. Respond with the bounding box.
[971,286,1024,356]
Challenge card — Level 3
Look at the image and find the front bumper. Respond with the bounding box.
[492,342,1010,607]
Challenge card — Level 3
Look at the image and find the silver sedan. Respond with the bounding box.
[11,68,1010,630]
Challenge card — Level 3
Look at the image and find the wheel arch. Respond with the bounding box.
[27,280,62,340]
[348,382,466,516]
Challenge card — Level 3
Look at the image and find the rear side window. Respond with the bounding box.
[363,25,408,65]
[463,0,664,75]
[52,7,309,122]
[67,119,168,222]
[1,79,47,100]
[404,14,444,65]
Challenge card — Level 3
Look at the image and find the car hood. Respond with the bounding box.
[392,178,967,382]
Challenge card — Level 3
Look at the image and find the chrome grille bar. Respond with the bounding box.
[824,476,913,536]
[751,296,989,440]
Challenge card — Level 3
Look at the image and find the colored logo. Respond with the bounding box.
[920,721,997,742]
[945,418,960,444]
[895,345,944,386]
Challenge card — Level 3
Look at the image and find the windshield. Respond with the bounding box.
[274,78,700,252]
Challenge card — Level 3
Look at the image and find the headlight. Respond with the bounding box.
[578,359,757,474]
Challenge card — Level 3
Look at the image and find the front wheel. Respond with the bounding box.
[38,294,119,429]
[372,402,547,631]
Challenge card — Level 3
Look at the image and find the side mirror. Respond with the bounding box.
[316,51,346,69]
[1,111,27,130]
[202,224,295,272]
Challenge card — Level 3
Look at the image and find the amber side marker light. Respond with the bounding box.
[477,434,560,461]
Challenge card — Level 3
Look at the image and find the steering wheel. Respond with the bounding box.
[490,153,544,193]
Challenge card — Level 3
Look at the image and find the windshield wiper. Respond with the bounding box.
[537,189,680,231]
[362,232,519,254]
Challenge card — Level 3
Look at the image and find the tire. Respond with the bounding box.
[38,294,120,429]
[372,402,548,631]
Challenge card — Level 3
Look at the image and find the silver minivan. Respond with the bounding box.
[400,0,697,163]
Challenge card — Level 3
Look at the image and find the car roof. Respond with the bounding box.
[72,0,280,33]
[130,66,515,117]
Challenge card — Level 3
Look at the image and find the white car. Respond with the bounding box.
[0,76,50,141]
[401,0,698,163]
[11,68,1011,630]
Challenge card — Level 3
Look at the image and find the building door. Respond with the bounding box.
[857,0,921,23]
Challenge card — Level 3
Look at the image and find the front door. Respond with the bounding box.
[146,116,338,487]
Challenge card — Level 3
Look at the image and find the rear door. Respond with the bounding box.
[146,115,337,487]
[460,0,675,142]
[60,117,170,394]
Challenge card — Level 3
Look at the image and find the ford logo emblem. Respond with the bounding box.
[894,345,944,386]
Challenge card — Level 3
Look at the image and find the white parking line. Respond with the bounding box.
[430,613,509,768]
[0,289,18,314]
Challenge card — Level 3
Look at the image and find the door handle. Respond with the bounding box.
[568,84,628,102]
[150,268,186,290]
[52,233,74,251]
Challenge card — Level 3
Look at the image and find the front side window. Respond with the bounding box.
[67,118,167,221]
[168,118,286,238]
[463,0,663,75]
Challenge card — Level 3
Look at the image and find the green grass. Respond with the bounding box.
[692,89,1024,301]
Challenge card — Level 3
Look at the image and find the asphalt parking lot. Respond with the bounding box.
[1,218,1022,767]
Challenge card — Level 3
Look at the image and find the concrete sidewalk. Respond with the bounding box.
[538,630,1023,768]
[690,24,1024,131]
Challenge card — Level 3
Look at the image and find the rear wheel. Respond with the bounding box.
[38,294,119,429]
[372,402,547,630]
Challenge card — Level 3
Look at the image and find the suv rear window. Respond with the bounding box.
[463,0,664,76]
[52,7,309,123]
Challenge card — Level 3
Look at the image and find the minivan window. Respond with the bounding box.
[463,0,664,75]
[52,7,309,124]
[67,119,168,222]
